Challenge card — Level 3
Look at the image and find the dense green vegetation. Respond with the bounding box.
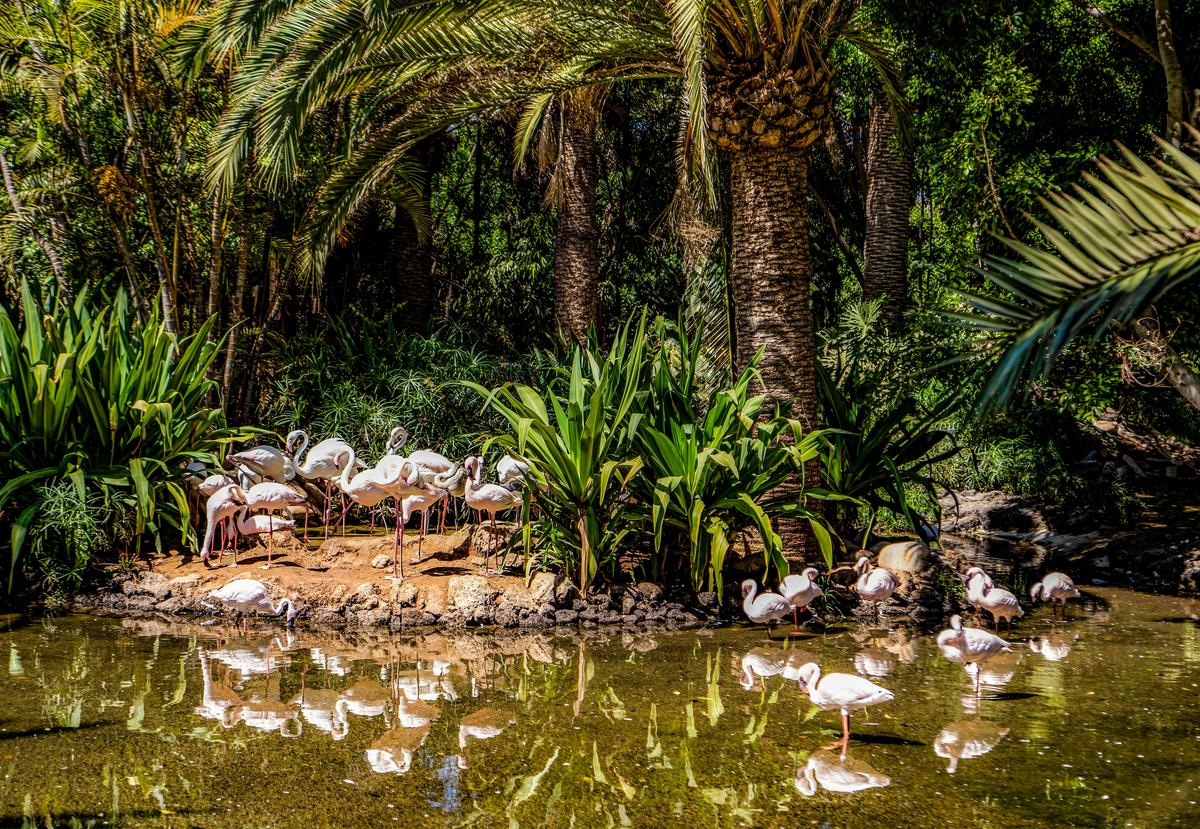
[2,0,1199,599]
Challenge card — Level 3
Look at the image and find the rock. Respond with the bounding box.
[621,596,638,615]
[448,576,500,618]
[696,592,718,611]
[877,541,932,573]
[423,584,448,617]
[348,583,380,609]
[528,572,576,607]
[554,609,579,624]
[598,609,621,625]
[536,603,556,619]
[168,574,200,589]
[499,585,538,612]
[131,572,171,600]
[493,606,521,627]
[393,581,419,608]
[370,554,392,569]
[828,565,858,587]
[579,607,599,623]
[397,608,437,627]
[634,582,663,603]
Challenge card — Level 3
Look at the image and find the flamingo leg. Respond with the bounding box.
[842,712,851,745]
[489,513,498,573]
[303,504,310,545]
[264,511,274,570]
[231,522,239,566]
[340,490,347,537]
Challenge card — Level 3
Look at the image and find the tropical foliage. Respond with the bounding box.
[0,282,237,594]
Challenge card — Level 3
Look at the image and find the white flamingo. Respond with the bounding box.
[964,567,1023,633]
[793,662,894,749]
[933,720,1009,773]
[402,487,447,564]
[241,483,307,569]
[201,484,247,566]
[936,614,1012,696]
[205,578,298,628]
[227,445,292,483]
[794,749,891,795]
[740,580,792,639]
[332,447,409,535]
[1030,572,1080,618]
[961,565,995,621]
[432,463,468,533]
[387,426,455,475]
[496,455,530,486]
[377,460,439,582]
[853,555,899,623]
[463,455,521,573]
[199,473,236,497]
[287,429,356,541]
[779,567,822,629]
[216,506,297,566]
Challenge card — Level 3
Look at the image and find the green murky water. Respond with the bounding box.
[1,588,1198,828]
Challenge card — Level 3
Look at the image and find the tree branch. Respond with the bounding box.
[1070,0,1162,66]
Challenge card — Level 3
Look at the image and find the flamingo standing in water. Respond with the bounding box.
[463,455,521,573]
[936,614,1012,697]
[1030,572,1080,618]
[964,567,1023,633]
[793,662,894,750]
[287,430,355,541]
[780,567,822,630]
[853,555,899,623]
[740,580,792,639]
[201,485,247,566]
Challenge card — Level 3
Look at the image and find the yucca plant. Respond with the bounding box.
[960,137,1200,412]
[636,320,835,596]
[816,359,960,543]
[0,283,240,592]
[465,314,652,591]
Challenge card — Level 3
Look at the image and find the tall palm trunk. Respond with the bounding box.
[862,99,912,329]
[728,147,820,561]
[552,108,602,340]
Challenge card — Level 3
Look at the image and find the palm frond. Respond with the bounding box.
[963,137,1200,410]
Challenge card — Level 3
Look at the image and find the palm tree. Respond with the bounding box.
[961,137,1200,412]
[862,97,912,329]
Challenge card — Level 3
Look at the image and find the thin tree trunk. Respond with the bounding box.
[1154,0,1188,145]
[206,189,225,330]
[862,99,913,329]
[552,106,602,341]
[728,147,820,562]
[0,150,70,300]
[223,190,252,413]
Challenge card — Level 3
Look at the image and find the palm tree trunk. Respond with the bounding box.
[552,108,602,341]
[728,147,820,561]
[862,99,912,329]
[1155,0,1189,146]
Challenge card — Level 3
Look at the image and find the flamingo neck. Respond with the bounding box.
[292,431,311,472]
[338,447,359,489]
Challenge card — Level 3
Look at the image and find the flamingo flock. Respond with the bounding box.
[738,561,1082,751]
[184,425,532,581]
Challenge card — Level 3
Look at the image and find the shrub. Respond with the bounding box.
[0,283,238,592]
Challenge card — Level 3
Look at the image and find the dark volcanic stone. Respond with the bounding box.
[554,609,579,624]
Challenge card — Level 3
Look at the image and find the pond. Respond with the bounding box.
[1,587,1197,828]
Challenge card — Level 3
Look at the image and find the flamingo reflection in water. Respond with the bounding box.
[933,719,1010,774]
[456,707,516,768]
[794,749,891,795]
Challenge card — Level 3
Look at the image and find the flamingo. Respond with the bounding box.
[463,455,521,573]
[961,565,995,622]
[780,567,822,629]
[933,720,1009,774]
[387,426,455,476]
[332,447,409,535]
[227,445,292,483]
[432,463,468,534]
[224,507,297,566]
[853,555,899,623]
[287,429,356,541]
[794,749,891,795]
[740,579,792,639]
[199,473,236,497]
[964,567,1023,633]
[936,614,1012,697]
[374,460,438,582]
[401,487,447,564]
[1030,572,1080,618]
[496,455,530,486]
[241,483,307,569]
[205,578,298,628]
[200,484,247,566]
[793,662,894,750]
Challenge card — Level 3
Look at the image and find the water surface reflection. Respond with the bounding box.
[1,588,1198,827]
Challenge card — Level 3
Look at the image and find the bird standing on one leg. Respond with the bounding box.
[793,662,894,751]
[780,567,822,631]
[740,580,791,640]
[853,555,898,624]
